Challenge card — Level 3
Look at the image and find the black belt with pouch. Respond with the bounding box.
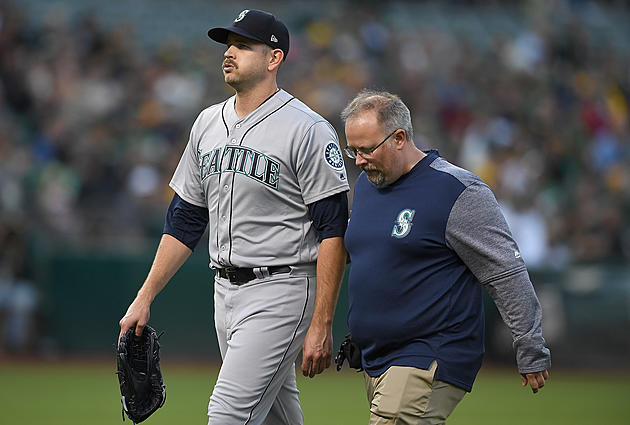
[335,334,363,371]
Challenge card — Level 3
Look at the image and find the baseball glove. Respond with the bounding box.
[116,325,166,423]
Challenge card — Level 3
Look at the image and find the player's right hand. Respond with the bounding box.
[118,296,151,346]
[520,369,549,394]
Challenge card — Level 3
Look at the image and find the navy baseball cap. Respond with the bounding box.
[208,9,290,61]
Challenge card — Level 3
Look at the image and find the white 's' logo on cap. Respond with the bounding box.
[270,34,278,43]
[235,10,249,22]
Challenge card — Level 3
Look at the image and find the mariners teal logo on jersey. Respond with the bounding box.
[392,209,415,238]
[234,10,249,22]
[200,145,281,189]
[325,142,344,170]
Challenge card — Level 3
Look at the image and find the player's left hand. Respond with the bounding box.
[521,369,549,393]
[301,322,333,378]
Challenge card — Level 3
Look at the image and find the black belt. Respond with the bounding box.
[216,266,291,284]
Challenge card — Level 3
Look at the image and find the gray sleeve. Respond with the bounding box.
[445,182,551,374]
[295,120,349,205]
[169,112,206,208]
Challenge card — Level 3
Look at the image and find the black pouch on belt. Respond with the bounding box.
[335,333,363,371]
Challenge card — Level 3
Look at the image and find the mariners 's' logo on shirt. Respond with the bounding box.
[324,142,344,170]
[392,209,415,238]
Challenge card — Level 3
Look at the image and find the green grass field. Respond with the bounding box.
[1,361,628,424]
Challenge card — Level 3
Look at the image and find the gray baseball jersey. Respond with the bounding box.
[170,89,349,267]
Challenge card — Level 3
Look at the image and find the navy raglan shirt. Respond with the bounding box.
[345,150,550,392]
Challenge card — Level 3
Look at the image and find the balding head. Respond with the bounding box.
[341,90,414,143]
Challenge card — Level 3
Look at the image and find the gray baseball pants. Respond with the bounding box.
[208,265,316,425]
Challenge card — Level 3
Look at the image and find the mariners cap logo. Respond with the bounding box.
[325,142,344,170]
[234,10,249,23]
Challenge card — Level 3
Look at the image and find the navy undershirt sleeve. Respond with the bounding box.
[307,192,349,242]
[163,193,209,251]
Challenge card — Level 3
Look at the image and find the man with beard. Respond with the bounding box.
[341,89,550,425]
[119,9,350,425]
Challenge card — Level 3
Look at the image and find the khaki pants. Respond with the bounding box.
[364,361,466,425]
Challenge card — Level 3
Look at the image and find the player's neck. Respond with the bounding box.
[234,81,279,118]
[402,145,426,175]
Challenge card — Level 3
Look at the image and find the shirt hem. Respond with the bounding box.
[169,182,206,208]
[303,185,349,205]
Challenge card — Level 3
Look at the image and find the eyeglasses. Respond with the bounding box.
[344,129,399,159]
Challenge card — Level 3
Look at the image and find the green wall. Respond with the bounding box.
[34,248,630,368]
[35,248,350,358]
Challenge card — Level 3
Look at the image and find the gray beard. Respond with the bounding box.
[365,170,386,187]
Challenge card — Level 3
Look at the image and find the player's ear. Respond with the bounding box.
[394,129,407,149]
[268,49,284,71]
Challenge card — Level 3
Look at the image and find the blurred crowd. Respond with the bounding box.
[0,1,629,351]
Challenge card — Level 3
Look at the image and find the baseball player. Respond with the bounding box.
[118,9,350,425]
